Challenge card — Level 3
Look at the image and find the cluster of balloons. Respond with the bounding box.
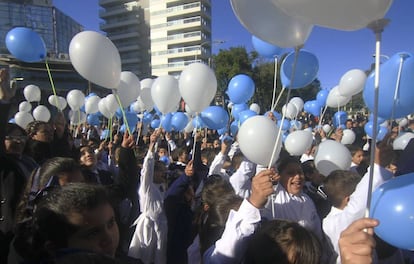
[231,0,392,48]
[364,52,414,119]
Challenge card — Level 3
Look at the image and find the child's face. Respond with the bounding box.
[158,148,167,157]
[352,150,364,165]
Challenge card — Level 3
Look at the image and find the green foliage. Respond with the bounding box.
[212,47,322,113]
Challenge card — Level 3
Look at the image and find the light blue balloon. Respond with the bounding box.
[217,127,227,136]
[252,35,283,58]
[370,173,414,250]
[333,111,347,128]
[151,119,160,129]
[143,112,153,125]
[230,120,239,137]
[192,115,205,129]
[231,103,248,120]
[364,52,414,119]
[281,50,319,89]
[161,113,173,132]
[171,112,188,131]
[87,113,100,126]
[304,100,321,117]
[316,89,329,107]
[125,112,139,132]
[277,119,291,131]
[5,27,46,63]
[238,109,257,125]
[227,74,255,104]
[200,106,229,130]
[8,118,15,124]
[377,126,389,141]
[290,120,302,130]
[364,121,379,138]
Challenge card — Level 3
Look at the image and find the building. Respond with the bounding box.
[99,0,151,78]
[0,0,99,99]
[149,0,212,77]
[99,0,212,78]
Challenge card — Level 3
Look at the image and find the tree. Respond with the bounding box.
[212,47,321,113]
[212,46,256,94]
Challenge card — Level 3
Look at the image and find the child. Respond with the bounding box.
[322,170,362,262]
[347,145,364,175]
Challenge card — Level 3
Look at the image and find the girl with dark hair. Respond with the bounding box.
[24,120,54,165]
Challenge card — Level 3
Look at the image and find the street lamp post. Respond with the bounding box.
[195,40,225,64]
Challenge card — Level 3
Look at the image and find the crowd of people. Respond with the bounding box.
[1,67,414,264]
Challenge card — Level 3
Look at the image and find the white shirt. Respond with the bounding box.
[229,158,256,198]
[262,184,323,240]
[128,151,167,264]
[203,199,261,264]
[323,164,393,263]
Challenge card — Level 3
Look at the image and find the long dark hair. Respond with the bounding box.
[244,220,322,264]
[15,157,81,223]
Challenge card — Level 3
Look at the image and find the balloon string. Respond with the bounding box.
[109,116,113,143]
[267,47,301,169]
[270,56,279,111]
[113,92,132,135]
[104,118,110,142]
[191,115,199,161]
[365,25,383,219]
[390,54,405,123]
[319,105,328,127]
[272,87,285,111]
[135,121,142,145]
[45,60,60,111]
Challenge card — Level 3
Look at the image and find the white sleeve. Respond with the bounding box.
[138,151,155,212]
[167,139,177,152]
[209,152,227,176]
[203,199,261,264]
[229,159,256,198]
[344,164,393,218]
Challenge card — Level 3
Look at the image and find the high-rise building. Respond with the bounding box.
[99,0,212,78]
[0,0,83,57]
[149,0,212,77]
[0,0,93,99]
[99,0,151,78]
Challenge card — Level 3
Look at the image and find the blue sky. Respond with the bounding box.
[54,0,414,90]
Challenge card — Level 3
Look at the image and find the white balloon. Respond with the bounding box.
[138,87,154,112]
[314,140,352,176]
[70,110,86,125]
[140,78,154,89]
[341,129,356,145]
[131,100,143,113]
[289,97,304,112]
[48,95,59,107]
[326,86,351,108]
[57,96,67,110]
[322,124,332,133]
[69,31,121,89]
[230,0,313,48]
[273,0,392,31]
[14,111,34,129]
[282,102,298,119]
[393,132,414,150]
[23,84,41,102]
[338,69,367,97]
[98,98,112,118]
[66,89,85,110]
[105,94,119,116]
[249,103,261,114]
[116,71,141,107]
[19,101,32,112]
[151,75,181,114]
[179,63,217,113]
[85,95,101,114]
[238,116,282,166]
[285,130,313,156]
[32,105,51,122]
